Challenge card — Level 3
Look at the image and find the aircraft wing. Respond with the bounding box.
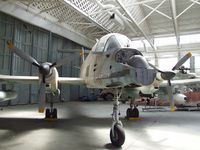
[161,78,200,87]
[0,74,39,84]
[0,74,85,85]
[58,77,85,85]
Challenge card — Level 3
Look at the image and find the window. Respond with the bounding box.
[180,34,200,44]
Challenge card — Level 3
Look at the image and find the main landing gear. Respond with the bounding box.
[110,89,125,147]
[126,97,139,119]
[45,90,59,119]
[45,102,57,119]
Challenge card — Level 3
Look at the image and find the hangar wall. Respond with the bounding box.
[0,12,91,106]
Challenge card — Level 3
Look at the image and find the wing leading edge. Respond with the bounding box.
[0,74,85,85]
[161,78,200,87]
[58,77,85,85]
[0,74,39,84]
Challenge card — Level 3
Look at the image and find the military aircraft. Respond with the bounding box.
[0,33,194,147]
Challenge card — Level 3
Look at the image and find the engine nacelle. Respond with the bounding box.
[0,91,17,102]
[173,93,187,105]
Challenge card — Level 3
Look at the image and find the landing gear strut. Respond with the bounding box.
[45,90,59,119]
[45,102,57,119]
[126,97,139,118]
[110,89,125,147]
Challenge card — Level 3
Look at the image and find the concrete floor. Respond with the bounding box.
[0,101,199,150]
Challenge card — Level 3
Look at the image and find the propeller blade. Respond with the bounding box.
[38,81,46,113]
[172,52,192,70]
[50,57,68,68]
[148,63,163,72]
[167,80,175,112]
[7,40,40,67]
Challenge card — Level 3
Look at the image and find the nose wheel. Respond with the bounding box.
[110,89,125,147]
[110,124,125,147]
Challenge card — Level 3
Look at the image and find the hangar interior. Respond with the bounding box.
[0,0,200,150]
[1,0,200,105]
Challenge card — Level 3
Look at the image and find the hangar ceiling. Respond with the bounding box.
[0,0,200,51]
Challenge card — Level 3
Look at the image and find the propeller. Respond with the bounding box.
[7,41,40,67]
[7,41,68,113]
[50,57,69,68]
[172,52,192,70]
[149,52,192,112]
[149,63,176,81]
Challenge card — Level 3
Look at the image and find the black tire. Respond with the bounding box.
[132,107,139,118]
[45,108,50,118]
[126,108,131,119]
[52,108,57,119]
[110,124,125,147]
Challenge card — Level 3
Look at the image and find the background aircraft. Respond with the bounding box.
[0,33,194,147]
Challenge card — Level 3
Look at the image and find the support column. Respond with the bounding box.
[190,56,195,73]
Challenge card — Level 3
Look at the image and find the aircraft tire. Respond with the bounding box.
[132,107,139,118]
[110,124,125,147]
[126,108,131,118]
[52,108,57,118]
[45,108,50,118]
[126,108,139,118]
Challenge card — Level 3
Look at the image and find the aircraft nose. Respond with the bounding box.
[126,55,157,86]
[39,63,51,76]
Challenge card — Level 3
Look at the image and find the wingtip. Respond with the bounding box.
[80,48,84,56]
[7,40,14,49]
[187,52,192,57]
[38,107,45,113]
[170,106,176,112]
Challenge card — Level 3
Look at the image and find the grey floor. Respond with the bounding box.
[0,101,199,150]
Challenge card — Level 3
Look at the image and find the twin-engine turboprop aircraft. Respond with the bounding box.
[0,33,195,147]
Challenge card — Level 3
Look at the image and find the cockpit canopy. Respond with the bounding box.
[115,48,143,64]
[93,33,132,52]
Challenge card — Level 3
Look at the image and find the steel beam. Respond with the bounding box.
[139,0,167,25]
[191,0,200,5]
[176,0,199,19]
[39,4,64,14]
[142,3,172,20]
[169,0,180,47]
[63,0,110,34]
[0,1,95,48]
[116,0,157,51]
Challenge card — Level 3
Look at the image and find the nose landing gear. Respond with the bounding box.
[45,89,59,120]
[110,123,125,147]
[45,103,57,119]
[110,89,125,147]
